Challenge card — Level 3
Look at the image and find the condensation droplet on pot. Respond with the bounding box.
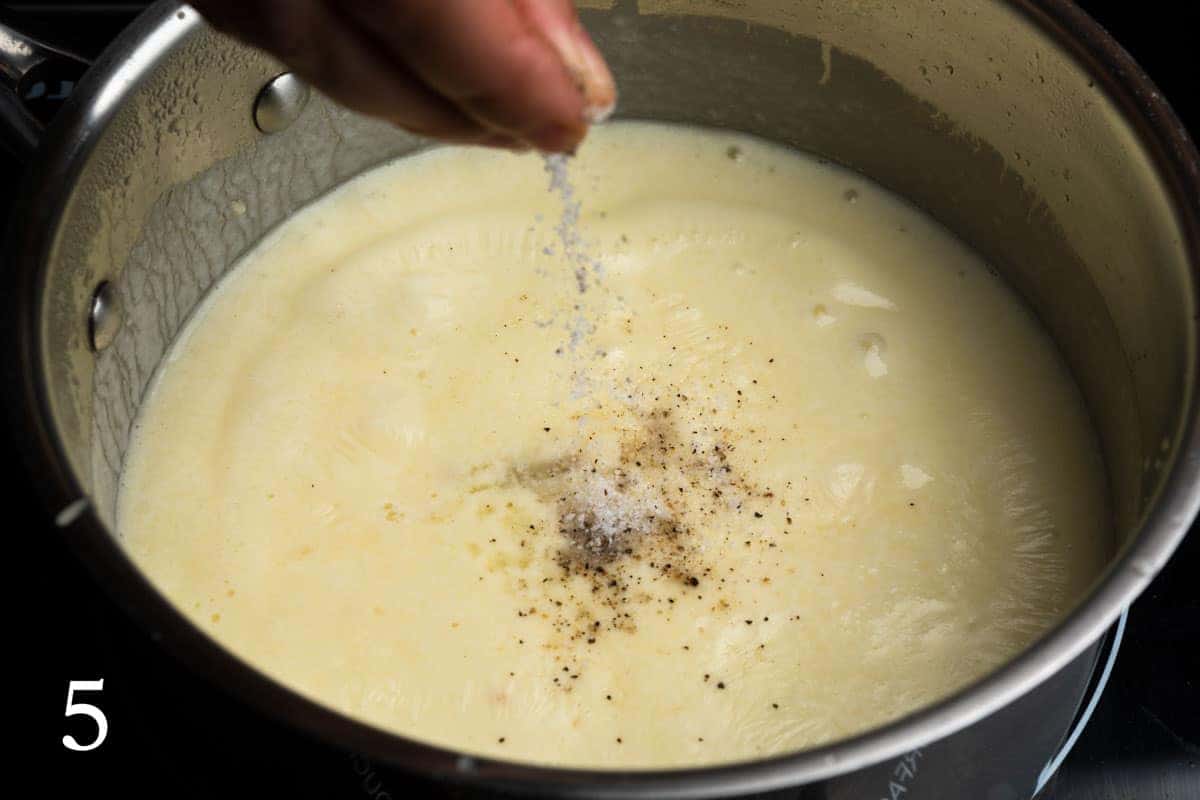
[55,497,91,528]
[89,281,122,352]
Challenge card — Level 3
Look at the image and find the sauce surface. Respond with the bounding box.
[118,123,1110,768]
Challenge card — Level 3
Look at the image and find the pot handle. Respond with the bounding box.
[0,12,91,159]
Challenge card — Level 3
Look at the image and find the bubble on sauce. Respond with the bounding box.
[901,464,934,489]
[812,304,837,327]
[859,333,888,378]
[829,463,866,504]
[832,282,897,310]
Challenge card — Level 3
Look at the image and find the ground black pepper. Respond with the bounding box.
[474,348,800,697]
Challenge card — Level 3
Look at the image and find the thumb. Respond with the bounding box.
[513,0,617,124]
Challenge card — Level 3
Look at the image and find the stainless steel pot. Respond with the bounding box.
[3,1,1198,797]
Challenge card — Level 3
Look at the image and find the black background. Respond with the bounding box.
[4,2,1197,798]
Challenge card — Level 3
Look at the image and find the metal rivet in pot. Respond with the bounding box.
[89,281,121,352]
[253,73,310,134]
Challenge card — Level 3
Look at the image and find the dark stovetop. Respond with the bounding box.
[5,2,1197,798]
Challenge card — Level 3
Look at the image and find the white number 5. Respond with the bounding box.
[62,680,108,752]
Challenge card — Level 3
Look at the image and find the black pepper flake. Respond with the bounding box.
[717,682,726,689]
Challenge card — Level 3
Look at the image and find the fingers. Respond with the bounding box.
[192,0,527,149]
[337,0,616,152]
[511,0,617,123]
[191,0,616,152]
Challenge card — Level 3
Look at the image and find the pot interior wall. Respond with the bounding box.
[40,2,1193,605]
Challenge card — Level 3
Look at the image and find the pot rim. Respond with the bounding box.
[5,1,1198,797]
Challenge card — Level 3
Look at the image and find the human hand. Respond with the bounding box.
[190,0,616,153]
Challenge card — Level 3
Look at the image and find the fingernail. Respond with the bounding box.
[544,22,617,124]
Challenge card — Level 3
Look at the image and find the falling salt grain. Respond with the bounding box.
[544,153,597,295]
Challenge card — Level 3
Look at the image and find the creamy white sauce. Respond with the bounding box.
[117,122,1110,768]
